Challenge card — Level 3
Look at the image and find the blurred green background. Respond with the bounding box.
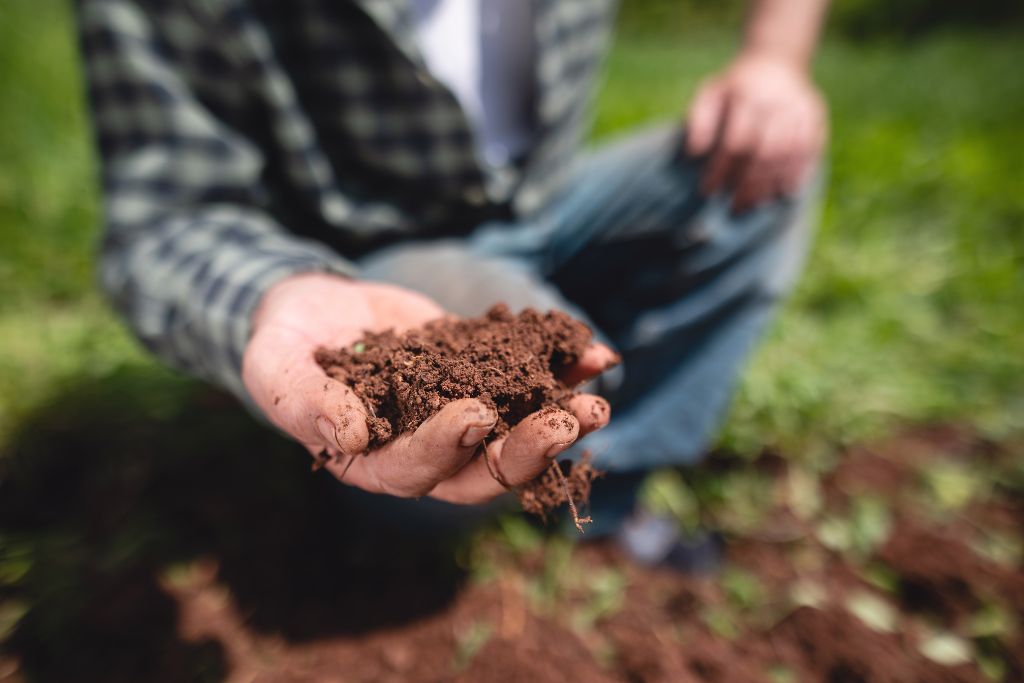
[1,0,1021,455]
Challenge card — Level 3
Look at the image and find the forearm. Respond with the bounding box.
[100,206,354,400]
[741,0,829,69]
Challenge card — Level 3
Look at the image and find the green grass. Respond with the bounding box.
[1,0,1022,457]
[0,0,150,441]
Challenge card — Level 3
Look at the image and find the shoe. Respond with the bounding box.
[615,511,722,574]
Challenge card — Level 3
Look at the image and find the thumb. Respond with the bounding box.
[243,324,370,455]
[287,371,370,455]
[686,81,726,156]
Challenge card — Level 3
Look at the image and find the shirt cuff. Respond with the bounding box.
[176,240,357,409]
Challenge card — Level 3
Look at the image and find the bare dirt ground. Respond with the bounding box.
[1,375,1021,683]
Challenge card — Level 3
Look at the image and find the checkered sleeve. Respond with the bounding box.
[78,0,355,401]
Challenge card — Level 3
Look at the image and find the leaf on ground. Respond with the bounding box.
[640,470,700,532]
[919,632,973,666]
[923,461,989,511]
[817,496,892,558]
[572,569,626,631]
[789,580,827,610]
[452,620,493,671]
[969,531,1023,569]
[722,568,764,612]
[968,603,1015,639]
[496,514,543,555]
[786,467,824,522]
[706,471,776,537]
[817,516,853,553]
[702,606,740,640]
[768,664,798,683]
[845,590,898,633]
[860,561,900,594]
[978,651,1008,682]
[526,538,575,609]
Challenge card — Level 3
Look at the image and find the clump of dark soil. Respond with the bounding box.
[314,304,601,525]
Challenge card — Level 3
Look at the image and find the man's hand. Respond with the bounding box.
[242,273,614,504]
[685,53,827,212]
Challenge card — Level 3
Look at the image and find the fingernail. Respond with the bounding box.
[603,352,622,370]
[460,422,495,448]
[316,416,339,449]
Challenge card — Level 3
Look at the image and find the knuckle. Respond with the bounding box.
[721,136,743,154]
[723,133,753,156]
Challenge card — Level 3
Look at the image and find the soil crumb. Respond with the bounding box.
[315,304,601,521]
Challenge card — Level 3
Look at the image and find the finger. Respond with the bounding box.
[733,163,770,214]
[290,372,372,454]
[685,82,726,156]
[768,135,800,203]
[779,148,810,197]
[558,342,620,387]
[564,393,611,436]
[775,129,810,197]
[244,325,370,455]
[780,108,823,196]
[732,115,789,212]
[329,398,497,497]
[701,100,758,195]
[429,408,579,504]
[760,111,795,164]
[497,409,579,485]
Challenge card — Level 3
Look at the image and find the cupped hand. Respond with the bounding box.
[241,273,615,504]
[685,52,828,212]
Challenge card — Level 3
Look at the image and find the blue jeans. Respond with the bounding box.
[362,124,816,478]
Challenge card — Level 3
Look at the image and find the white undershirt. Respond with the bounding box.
[411,0,535,168]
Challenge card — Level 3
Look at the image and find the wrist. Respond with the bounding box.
[734,46,810,75]
[251,271,357,333]
[739,0,827,74]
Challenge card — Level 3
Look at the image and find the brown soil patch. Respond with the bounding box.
[4,371,1022,683]
[879,519,1024,624]
[155,427,1018,683]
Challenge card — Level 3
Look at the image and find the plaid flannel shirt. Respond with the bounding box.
[78,0,616,399]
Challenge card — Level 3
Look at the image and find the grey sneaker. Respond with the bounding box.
[615,511,722,574]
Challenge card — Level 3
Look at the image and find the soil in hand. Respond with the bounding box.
[314,304,602,526]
